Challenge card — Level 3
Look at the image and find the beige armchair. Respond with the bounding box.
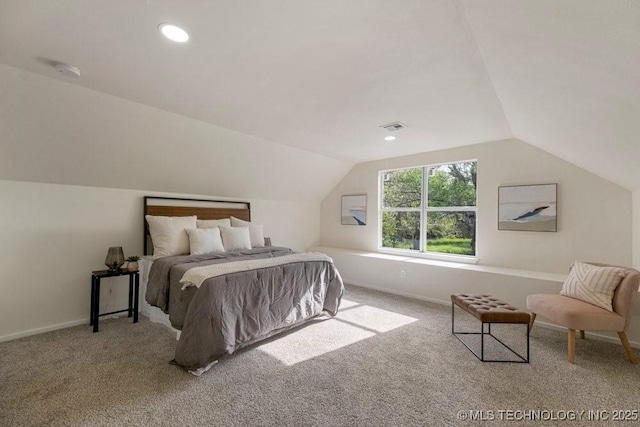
[527,263,640,364]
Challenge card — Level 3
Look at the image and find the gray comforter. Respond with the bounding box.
[146,247,344,370]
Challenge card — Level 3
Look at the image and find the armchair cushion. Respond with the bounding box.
[560,261,627,311]
[527,294,625,331]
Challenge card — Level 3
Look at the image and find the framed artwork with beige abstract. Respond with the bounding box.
[341,194,367,226]
[498,184,557,232]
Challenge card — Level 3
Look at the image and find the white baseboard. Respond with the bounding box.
[0,318,89,343]
[0,313,137,343]
[344,280,640,349]
[526,321,640,349]
[345,279,451,306]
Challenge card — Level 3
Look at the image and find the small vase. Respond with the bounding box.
[105,246,125,272]
[127,261,139,272]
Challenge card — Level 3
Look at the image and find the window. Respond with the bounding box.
[380,161,477,258]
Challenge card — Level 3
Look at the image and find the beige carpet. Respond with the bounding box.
[1,284,639,426]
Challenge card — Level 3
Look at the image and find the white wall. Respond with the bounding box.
[0,180,321,341]
[634,189,640,269]
[0,64,353,341]
[320,138,632,274]
[318,139,639,347]
[0,63,352,202]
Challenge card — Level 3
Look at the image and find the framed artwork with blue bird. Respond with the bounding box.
[498,184,557,232]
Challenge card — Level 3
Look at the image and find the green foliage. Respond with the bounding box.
[428,162,476,207]
[382,211,420,250]
[382,168,422,208]
[382,162,477,255]
[126,256,140,262]
[427,238,474,255]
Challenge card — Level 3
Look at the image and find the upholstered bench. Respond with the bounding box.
[451,294,531,363]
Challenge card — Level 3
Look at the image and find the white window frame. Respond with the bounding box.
[378,160,478,264]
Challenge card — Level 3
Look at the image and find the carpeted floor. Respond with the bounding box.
[1,284,639,426]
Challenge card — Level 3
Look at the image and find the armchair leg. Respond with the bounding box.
[529,313,536,332]
[579,330,585,339]
[568,329,576,364]
[617,331,637,364]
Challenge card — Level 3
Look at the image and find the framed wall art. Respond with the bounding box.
[341,194,367,225]
[498,184,557,232]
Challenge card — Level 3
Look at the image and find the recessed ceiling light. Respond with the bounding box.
[158,23,189,43]
[385,136,396,141]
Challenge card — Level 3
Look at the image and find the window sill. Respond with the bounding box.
[312,245,568,283]
[377,247,479,265]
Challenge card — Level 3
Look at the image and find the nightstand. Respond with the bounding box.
[90,269,139,333]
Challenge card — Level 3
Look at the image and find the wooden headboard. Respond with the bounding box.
[143,196,251,255]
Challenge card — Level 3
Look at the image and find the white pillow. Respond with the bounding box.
[230,216,250,227]
[230,216,265,248]
[560,261,627,311]
[219,226,252,251]
[145,215,196,258]
[186,228,225,255]
[197,218,231,229]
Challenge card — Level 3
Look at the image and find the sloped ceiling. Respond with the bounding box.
[0,1,638,190]
[461,0,640,190]
[0,63,353,202]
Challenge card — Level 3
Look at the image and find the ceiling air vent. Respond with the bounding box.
[380,121,408,132]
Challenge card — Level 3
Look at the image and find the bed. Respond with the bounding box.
[141,197,344,372]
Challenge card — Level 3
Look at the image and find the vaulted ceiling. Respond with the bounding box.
[1,0,638,189]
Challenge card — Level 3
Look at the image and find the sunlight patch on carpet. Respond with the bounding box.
[338,298,361,309]
[257,321,375,365]
[335,305,418,332]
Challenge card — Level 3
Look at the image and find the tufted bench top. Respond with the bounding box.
[451,294,531,324]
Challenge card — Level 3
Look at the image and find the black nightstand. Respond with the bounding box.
[90,269,139,333]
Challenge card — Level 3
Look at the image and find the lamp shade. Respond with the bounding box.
[105,247,125,271]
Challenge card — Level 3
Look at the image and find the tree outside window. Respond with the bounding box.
[380,161,477,257]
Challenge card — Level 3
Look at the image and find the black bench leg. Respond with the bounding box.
[526,322,530,363]
[481,322,485,361]
[451,303,455,334]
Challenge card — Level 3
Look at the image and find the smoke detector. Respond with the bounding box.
[380,121,408,132]
[53,62,81,78]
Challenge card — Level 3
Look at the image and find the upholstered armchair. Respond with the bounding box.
[527,262,640,364]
